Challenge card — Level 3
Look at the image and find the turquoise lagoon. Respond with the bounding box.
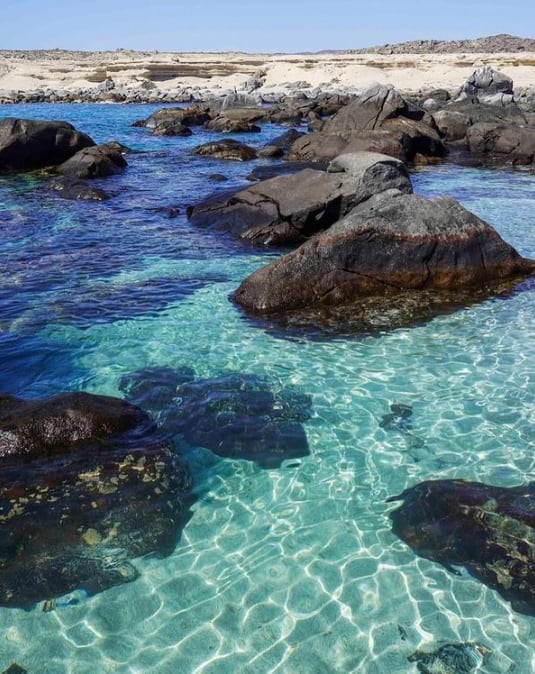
[0,104,534,673]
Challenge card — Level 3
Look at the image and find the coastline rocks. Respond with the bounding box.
[322,84,412,135]
[56,142,128,178]
[233,191,535,323]
[0,391,192,608]
[193,138,257,161]
[0,118,95,171]
[187,152,412,246]
[389,479,535,615]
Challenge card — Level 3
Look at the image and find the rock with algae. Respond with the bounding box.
[389,479,535,615]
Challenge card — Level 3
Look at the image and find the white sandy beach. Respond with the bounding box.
[1,49,535,98]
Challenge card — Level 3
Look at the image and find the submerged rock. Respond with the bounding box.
[121,368,313,468]
[0,391,192,609]
[408,642,491,674]
[47,176,110,200]
[389,479,535,615]
[233,191,535,330]
[0,118,95,171]
[380,403,413,432]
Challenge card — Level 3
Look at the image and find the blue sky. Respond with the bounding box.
[2,0,534,53]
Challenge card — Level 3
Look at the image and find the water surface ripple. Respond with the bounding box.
[0,104,534,673]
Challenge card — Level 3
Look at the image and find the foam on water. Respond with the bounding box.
[1,105,535,672]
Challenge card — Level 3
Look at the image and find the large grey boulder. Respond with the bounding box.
[458,65,514,104]
[0,118,95,171]
[233,191,535,328]
[323,84,411,134]
[187,152,413,246]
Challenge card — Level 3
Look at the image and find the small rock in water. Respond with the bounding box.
[1,665,28,674]
[408,642,491,674]
[379,402,413,431]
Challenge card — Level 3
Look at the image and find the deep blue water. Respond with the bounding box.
[1,103,535,673]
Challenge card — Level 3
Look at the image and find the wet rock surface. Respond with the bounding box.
[233,190,535,329]
[389,479,535,615]
[0,391,192,609]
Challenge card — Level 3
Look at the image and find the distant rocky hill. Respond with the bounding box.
[350,34,535,54]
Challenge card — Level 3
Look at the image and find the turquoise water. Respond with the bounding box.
[1,104,535,673]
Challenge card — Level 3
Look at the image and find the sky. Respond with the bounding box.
[1,0,534,53]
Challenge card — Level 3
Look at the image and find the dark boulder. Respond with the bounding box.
[57,142,127,179]
[0,391,147,459]
[0,391,192,608]
[288,133,350,162]
[466,122,535,165]
[0,118,95,171]
[47,177,110,201]
[192,139,257,161]
[187,152,412,246]
[258,128,304,158]
[233,191,535,328]
[137,106,211,129]
[288,85,445,164]
[389,479,535,615]
[152,120,193,136]
[204,116,261,133]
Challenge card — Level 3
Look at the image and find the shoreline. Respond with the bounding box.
[1,49,535,104]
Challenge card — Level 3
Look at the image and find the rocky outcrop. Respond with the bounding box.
[389,479,535,616]
[187,152,412,246]
[0,118,95,171]
[56,142,127,178]
[233,191,535,328]
[457,65,514,104]
[289,85,445,164]
[0,391,192,608]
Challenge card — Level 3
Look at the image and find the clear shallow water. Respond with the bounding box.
[0,104,535,673]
